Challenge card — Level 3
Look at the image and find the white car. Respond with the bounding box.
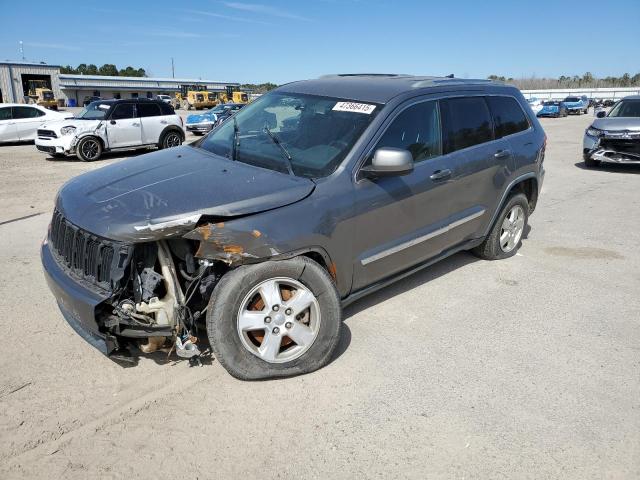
[0,104,73,143]
[35,98,185,161]
[527,97,544,115]
[155,95,173,104]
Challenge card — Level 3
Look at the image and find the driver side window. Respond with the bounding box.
[372,100,441,164]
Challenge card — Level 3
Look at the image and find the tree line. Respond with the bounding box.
[240,82,278,94]
[60,64,147,77]
[488,72,640,89]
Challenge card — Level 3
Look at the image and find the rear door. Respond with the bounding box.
[106,103,141,148]
[352,99,459,290]
[137,103,164,144]
[0,106,17,142]
[438,96,511,241]
[12,106,46,140]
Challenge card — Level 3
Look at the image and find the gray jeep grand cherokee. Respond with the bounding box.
[42,74,545,379]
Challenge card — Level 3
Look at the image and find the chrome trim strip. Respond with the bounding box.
[361,209,485,265]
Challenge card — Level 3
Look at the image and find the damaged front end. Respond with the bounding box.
[585,128,640,164]
[42,207,284,366]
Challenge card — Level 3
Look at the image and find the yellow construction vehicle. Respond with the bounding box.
[220,86,249,104]
[174,85,218,110]
[26,80,58,110]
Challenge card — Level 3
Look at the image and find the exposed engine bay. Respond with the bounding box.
[95,239,228,365]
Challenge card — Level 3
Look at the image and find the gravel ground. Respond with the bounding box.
[0,112,638,479]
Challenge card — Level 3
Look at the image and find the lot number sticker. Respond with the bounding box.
[333,102,376,114]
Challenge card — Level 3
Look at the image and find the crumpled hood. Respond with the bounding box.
[591,117,640,132]
[41,118,102,133]
[56,146,315,242]
[186,112,216,124]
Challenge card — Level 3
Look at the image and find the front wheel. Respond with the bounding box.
[472,193,529,260]
[76,136,102,161]
[207,257,342,380]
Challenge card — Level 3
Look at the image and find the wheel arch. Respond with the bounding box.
[159,125,185,143]
[483,173,538,237]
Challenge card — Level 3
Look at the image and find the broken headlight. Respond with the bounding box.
[60,126,77,136]
[586,127,603,137]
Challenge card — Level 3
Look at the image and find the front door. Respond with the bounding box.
[0,106,17,142]
[352,99,459,291]
[12,106,45,141]
[106,103,141,148]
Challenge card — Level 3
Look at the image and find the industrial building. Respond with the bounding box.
[0,61,239,106]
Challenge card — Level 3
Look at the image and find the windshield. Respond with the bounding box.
[197,92,380,178]
[543,101,559,106]
[608,100,640,117]
[564,97,580,102]
[76,102,111,120]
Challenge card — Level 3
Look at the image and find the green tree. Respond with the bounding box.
[98,64,119,76]
[86,64,98,75]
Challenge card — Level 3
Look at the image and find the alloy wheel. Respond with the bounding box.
[499,205,525,252]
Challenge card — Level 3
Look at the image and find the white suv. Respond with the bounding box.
[35,99,185,161]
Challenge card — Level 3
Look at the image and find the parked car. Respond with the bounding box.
[537,100,568,118]
[0,104,73,143]
[527,97,544,114]
[603,99,616,107]
[83,96,102,106]
[41,74,545,379]
[583,95,640,167]
[563,95,589,114]
[34,98,185,161]
[185,103,245,135]
[155,94,173,104]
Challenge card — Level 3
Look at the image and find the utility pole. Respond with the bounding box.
[171,57,175,78]
[19,41,25,61]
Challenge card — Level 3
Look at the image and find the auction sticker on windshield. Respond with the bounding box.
[332,102,376,114]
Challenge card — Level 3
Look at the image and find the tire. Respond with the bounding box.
[472,193,529,260]
[206,257,342,380]
[159,130,183,149]
[75,136,102,162]
[584,154,601,168]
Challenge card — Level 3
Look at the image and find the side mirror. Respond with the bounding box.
[361,147,414,178]
[596,110,606,118]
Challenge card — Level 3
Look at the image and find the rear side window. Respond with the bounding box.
[111,103,135,120]
[0,107,11,120]
[441,97,493,153]
[137,103,162,118]
[12,106,45,119]
[373,100,441,163]
[159,102,175,115]
[486,96,530,138]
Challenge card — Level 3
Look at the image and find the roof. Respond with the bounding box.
[622,95,640,100]
[278,74,503,104]
[59,74,239,85]
[0,60,61,68]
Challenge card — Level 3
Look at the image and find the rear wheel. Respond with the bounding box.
[76,136,102,161]
[206,257,342,380]
[159,130,183,149]
[472,193,528,260]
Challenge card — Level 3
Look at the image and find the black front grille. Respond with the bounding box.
[601,139,640,156]
[37,145,56,153]
[49,210,125,291]
[37,129,57,138]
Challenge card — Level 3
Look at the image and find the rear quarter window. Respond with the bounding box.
[440,97,493,153]
[486,96,530,138]
[137,103,162,117]
[159,102,175,115]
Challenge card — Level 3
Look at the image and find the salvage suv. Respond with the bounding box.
[35,98,185,161]
[41,74,545,380]
[583,95,640,167]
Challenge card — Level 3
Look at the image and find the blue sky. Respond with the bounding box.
[1,0,638,84]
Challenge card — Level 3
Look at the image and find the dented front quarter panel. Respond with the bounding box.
[183,174,358,297]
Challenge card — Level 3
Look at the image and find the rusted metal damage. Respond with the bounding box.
[184,222,279,265]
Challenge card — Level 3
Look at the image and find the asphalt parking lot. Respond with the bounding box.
[0,112,638,479]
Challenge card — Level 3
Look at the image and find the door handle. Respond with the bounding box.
[494,149,511,159]
[132,122,140,127]
[160,120,168,124]
[430,169,452,181]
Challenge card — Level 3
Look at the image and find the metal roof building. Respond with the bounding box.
[0,61,241,106]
